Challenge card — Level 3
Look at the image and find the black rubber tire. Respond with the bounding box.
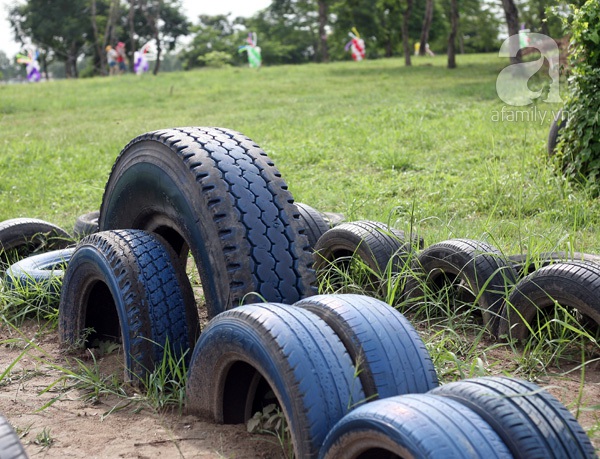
[0,415,28,459]
[508,251,600,278]
[322,211,346,228]
[73,211,100,238]
[319,393,512,459]
[548,109,565,157]
[430,376,597,459]
[314,220,419,277]
[59,229,199,381]
[405,238,517,335]
[99,127,316,319]
[499,261,600,341]
[295,202,331,249]
[0,218,73,270]
[293,294,438,399]
[5,248,74,293]
[185,303,365,459]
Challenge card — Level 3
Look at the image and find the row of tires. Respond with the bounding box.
[309,219,600,340]
[0,126,597,457]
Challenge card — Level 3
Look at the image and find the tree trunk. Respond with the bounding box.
[419,0,434,57]
[402,0,413,66]
[501,0,520,64]
[447,0,458,69]
[104,0,120,48]
[317,0,329,63]
[128,0,137,73]
[91,0,107,76]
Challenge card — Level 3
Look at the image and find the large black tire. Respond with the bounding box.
[5,248,74,293]
[405,239,517,335]
[314,220,418,278]
[499,261,600,341]
[59,230,199,381]
[293,294,438,399]
[508,251,600,279]
[548,108,565,157]
[185,303,365,459]
[73,211,100,238]
[99,127,316,318]
[0,415,28,459]
[295,202,330,249]
[431,376,596,459]
[319,393,512,459]
[0,218,72,270]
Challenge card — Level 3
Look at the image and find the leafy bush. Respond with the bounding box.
[198,51,233,68]
[557,0,600,193]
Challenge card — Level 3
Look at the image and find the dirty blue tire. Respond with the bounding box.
[294,294,438,399]
[0,415,28,459]
[0,218,73,270]
[319,393,512,459]
[4,248,74,293]
[99,127,316,319]
[405,238,517,336]
[59,230,199,382]
[185,303,365,459]
[295,202,330,250]
[73,211,100,238]
[499,261,600,341]
[430,376,596,459]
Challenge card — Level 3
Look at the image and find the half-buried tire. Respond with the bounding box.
[185,303,365,459]
[430,376,596,459]
[99,127,316,319]
[293,294,438,399]
[5,248,74,293]
[59,229,199,382]
[319,393,512,459]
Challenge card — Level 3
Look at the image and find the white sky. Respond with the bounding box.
[0,0,271,57]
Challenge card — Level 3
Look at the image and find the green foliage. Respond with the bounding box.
[556,0,600,195]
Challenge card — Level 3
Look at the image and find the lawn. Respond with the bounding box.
[1,53,595,256]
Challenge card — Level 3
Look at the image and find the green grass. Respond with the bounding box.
[1,53,595,257]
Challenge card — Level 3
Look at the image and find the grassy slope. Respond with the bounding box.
[1,53,597,256]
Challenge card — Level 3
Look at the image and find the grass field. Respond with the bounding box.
[1,53,600,455]
[2,53,595,256]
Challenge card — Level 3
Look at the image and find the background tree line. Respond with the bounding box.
[0,0,585,80]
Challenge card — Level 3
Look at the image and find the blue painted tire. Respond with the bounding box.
[4,248,74,293]
[99,127,316,319]
[319,393,512,459]
[293,294,438,399]
[431,376,597,459]
[59,230,199,382]
[0,415,27,459]
[185,303,365,459]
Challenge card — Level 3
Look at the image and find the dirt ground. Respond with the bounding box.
[1,320,599,459]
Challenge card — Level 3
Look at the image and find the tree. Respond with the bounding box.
[9,0,91,78]
[501,0,520,64]
[447,0,458,68]
[401,0,413,66]
[419,0,434,56]
[179,14,239,69]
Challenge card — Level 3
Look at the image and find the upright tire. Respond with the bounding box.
[5,248,74,293]
[0,218,72,269]
[314,220,417,281]
[548,109,565,157]
[319,394,512,459]
[99,127,316,318]
[499,261,600,341]
[59,230,199,381]
[73,211,100,238]
[185,303,365,459]
[431,376,597,459]
[508,251,600,278]
[405,239,517,335]
[293,294,438,399]
[0,415,28,459]
[295,202,330,249]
